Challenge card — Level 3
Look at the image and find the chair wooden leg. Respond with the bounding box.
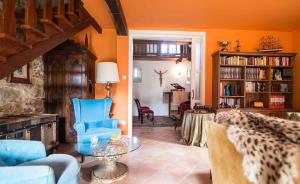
[81,155,85,163]
[141,114,144,124]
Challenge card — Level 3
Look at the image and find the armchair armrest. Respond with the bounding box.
[74,122,86,134]
[0,166,55,184]
[0,140,46,165]
[101,119,119,129]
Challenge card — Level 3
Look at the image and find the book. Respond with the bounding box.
[220,82,242,96]
[270,95,285,109]
[246,68,267,80]
[219,98,241,108]
[269,57,290,66]
[220,67,243,79]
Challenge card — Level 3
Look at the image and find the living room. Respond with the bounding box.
[0,0,300,184]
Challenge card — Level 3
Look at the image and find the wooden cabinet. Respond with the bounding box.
[44,40,96,143]
[212,51,297,118]
[0,114,58,152]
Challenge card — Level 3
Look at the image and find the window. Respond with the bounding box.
[133,40,191,61]
[133,67,142,83]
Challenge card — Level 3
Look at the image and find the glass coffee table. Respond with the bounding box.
[75,136,141,183]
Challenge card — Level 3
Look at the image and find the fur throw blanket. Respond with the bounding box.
[215,111,300,184]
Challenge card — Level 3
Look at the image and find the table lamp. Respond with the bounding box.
[96,62,120,98]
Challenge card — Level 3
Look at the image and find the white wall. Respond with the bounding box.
[133,60,191,116]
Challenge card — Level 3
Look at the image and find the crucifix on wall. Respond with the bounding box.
[154,70,168,87]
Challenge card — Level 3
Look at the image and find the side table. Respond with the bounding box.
[180,110,215,147]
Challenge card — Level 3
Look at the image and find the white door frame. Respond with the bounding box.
[128,30,206,137]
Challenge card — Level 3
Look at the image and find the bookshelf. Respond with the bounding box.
[212,51,297,117]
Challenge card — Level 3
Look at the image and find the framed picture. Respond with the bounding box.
[10,64,31,84]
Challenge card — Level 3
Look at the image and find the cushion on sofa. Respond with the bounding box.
[85,127,120,135]
[19,154,80,184]
[0,158,7,166]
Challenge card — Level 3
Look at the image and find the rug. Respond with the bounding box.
[133,116,177,127]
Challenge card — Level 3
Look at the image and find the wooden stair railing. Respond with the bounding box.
[20,0,49,45]
[0,0,101,79]
[39,0,63,36]
[53,0,73,30]
[0,0,31,62]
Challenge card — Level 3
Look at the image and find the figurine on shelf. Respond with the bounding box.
[224,84,231,96]
[235,39,241,52]
[258,35,283,52]
[218,41,230,51]
[274,69,282,80]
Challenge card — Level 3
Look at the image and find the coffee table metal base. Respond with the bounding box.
[92,160,128,183]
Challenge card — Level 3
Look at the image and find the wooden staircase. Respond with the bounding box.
[0,0,101,79]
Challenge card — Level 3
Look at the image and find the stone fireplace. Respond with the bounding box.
[0,56,45,117]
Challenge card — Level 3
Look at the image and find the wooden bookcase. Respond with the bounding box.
[212,51,297,117]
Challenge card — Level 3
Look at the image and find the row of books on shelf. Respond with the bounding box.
[271,68,293,80]
[269,57,291,67]
[220,67,243,79]
[269,95,285,109]
[220,56,247,65]
[271,83,289,92]
[247,56,267,66]
[246,68,267,80]
[220,68,293,80]
[220,56,268,66]
[220,56,292,66]
[246,82,267,93]
[219,98,241,108]
[219,83,242,96]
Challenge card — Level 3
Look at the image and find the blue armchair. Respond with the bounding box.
[72,98,121,143]
[0,140,80,184]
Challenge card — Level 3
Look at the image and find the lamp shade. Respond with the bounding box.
[96,62,120,83]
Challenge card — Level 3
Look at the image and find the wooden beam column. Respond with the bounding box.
[104,0,128,36]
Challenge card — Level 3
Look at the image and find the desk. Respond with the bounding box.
[163,91,190,117]
[180,111,215,147]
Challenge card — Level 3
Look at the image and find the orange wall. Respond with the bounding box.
[73,26,117,60]
[119,28,294,105]
[204,29,293,105]
[72,27,129,134]
[293,29,300,110]
[73,27,297,133]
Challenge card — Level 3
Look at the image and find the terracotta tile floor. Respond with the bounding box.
[57,127,212,184]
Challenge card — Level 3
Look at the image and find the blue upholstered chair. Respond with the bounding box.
[72,98,121,143]
[0,140,80,184]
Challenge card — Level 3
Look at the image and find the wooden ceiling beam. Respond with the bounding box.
[104,0,128,36]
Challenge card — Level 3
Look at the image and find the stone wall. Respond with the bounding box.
[0,56,45,117]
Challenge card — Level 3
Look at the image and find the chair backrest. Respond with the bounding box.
[179,101,191,120]
[134,98,142,113]
[72,98,112,123]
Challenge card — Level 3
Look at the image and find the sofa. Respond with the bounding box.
[206,120,300,184]
[0,140,80,184]
[72,98,121,143]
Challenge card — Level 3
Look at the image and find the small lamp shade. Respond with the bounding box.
[96,62,120,83]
